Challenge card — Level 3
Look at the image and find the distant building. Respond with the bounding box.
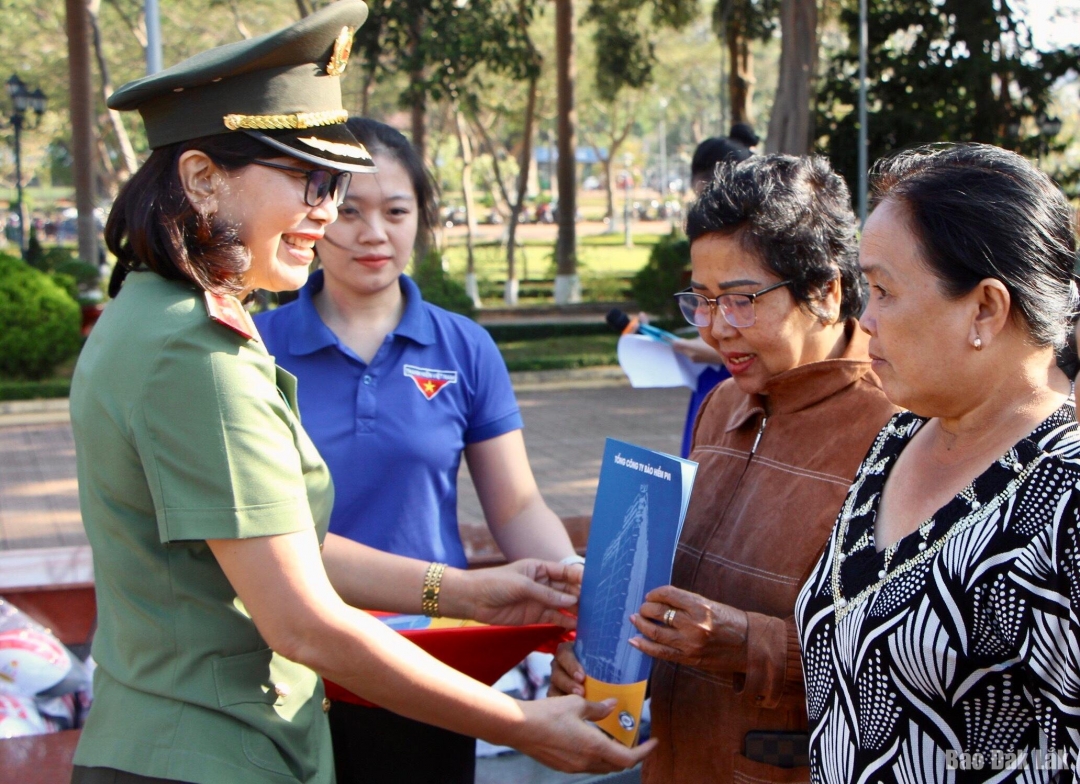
[534,147,608,165]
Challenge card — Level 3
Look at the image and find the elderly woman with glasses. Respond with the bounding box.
[551,155,897,782]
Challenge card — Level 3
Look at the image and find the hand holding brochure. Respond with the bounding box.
[575,439,697,746]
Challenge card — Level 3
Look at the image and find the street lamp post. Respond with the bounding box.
[5,75,47,256]
[658,98,668,197]
[145,0,163,75]
[540,129,555,196]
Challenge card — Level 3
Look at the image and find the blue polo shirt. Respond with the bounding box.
[255,271,523,568]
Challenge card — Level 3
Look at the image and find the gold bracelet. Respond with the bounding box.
[421,562,447,617]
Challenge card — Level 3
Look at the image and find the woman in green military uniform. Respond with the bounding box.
[69,3,654,783]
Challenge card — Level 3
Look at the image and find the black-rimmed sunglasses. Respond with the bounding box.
[251,160,352,207]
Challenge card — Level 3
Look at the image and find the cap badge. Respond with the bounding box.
[297,136,372,160]
[326,26,354,77]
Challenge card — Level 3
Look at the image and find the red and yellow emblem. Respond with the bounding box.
[204,291,258,341]
[404,364,458,401]
[326,26,354,77]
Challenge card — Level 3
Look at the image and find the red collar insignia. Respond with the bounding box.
[403,364,458,400]
[204,292,258,341]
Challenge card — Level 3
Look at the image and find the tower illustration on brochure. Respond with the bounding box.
[575,439,697,746]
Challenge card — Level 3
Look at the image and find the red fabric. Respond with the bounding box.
[325,623,572,707]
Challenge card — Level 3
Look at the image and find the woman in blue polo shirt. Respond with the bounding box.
[255,118,579,783]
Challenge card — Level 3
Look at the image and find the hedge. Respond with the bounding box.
[0,253,83,380]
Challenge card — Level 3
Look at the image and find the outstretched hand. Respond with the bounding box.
[513,695,657,773]
[629,584,748,673]
[443,559,583,629]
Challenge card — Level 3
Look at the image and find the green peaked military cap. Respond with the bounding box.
[108,0,374,173]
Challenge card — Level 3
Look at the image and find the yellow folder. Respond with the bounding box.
[584,675,649,747]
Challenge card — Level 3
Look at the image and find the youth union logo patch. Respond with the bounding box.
[404,364,459,401]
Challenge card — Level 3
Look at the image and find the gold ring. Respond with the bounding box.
[663,608,677,627]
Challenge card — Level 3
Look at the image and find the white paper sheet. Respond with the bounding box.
[617,334,708,389]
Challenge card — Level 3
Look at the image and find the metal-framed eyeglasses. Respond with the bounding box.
[674,280,793,329]
[250,160,352,207]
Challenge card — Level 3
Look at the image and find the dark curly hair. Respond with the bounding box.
[106,133,272,298]
[685,155,863,321]
[870,143,1078,350]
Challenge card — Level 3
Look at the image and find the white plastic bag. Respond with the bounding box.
[0,597,93,735]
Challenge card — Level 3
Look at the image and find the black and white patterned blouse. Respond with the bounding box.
[797,403,1080,782]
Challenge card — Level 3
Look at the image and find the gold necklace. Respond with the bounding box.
[829,420,1043,621]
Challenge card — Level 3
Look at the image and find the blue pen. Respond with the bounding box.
[637,323,677,343]
[606,308,678,343]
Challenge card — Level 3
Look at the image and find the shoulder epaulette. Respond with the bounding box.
[204,291,259,342]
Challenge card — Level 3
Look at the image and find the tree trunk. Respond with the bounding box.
[602,108,634,230]
[455,109,482,309]
[409,6,427,161]
[88,0,137,186]
[468,115,513,219]
[96,132,117,185]
[505,74,538,306]
[554,0,579,304]
[361,68,374,116]
[726,18,755,125]
[103,0,147,47]
[691,117,705,145]
[227,0,252,38]
[67,0,98,266]
[602,155,615,229]
[408,7,429,262]
[765,0,817,154]
[410,82,426,161]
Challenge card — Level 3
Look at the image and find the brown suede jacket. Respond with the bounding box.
[643,321,898,784]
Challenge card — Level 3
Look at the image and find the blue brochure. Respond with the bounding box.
[574,438,697,745]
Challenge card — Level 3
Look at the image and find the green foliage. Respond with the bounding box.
[411,248,477,319]
[25,225,44,265]
[0,253,83,381]
[712,0,778,42]
[630,228,690,319]
[22,240,101,303]
[817,0,1079,190]
[496,334,619,372]
[485,321,614,342]
[24,240,74,273]
[585,0,700,102]
[54,260,104,297]
[49,272,79,303]
[0,378,71,401]
[355,0,543,110]
[586,4,655,102]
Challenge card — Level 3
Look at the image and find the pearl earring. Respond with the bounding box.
[973,336,983,350]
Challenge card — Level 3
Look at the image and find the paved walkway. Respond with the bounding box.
[0,371,689,555]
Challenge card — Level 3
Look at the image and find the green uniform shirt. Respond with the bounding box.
[70,272,335,784]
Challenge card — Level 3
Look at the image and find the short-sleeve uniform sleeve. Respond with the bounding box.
[463,324,523,444]
[131,328,314,543]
